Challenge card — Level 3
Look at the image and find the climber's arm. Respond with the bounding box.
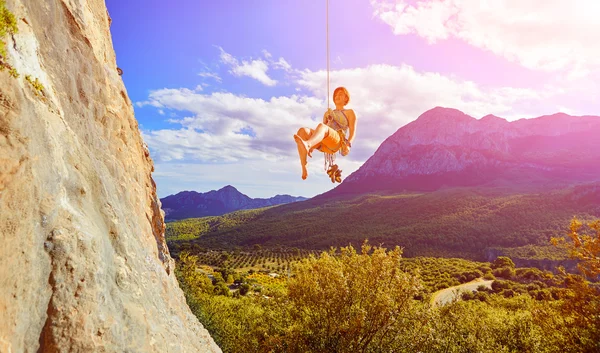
[346,109,357,146]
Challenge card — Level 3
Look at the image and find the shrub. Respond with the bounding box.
[0,0,18,58]
[493,266,515,279]
[492,256,515,269]
[483,272,495,280]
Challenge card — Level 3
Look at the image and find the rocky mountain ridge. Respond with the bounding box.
[161,185,307,220]
[339,107,600,193]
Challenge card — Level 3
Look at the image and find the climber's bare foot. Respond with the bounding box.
[294,134,309,179]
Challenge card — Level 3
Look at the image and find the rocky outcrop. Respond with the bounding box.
[161,185,307,220]
[0,0,220,352]
[340,107,600,193]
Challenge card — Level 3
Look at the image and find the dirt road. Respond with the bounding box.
[430,278,494,307]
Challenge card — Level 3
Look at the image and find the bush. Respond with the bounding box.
[483,272,495,280]
[516,268,543,281]
[214,282,231,297]
[239,283,251,295]
[492,256,515,269]
[461,291,475,300]
[285,242,423,352]
[493,266,516,279]
[502,289,516,298]
[492,280,511,292]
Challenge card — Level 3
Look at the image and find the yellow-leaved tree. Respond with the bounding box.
[550,218,600,350]
[551,218,600,278]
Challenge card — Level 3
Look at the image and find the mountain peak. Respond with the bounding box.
[416,106,473,123]
[160,186,307,220]
[480,114,505,121]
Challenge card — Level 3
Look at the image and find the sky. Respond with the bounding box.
[106,0,600,199]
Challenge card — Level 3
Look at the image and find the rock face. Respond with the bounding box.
[338,107,600,193]
[0,1,220,352]
[161,185,307,220]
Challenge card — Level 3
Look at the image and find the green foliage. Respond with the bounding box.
[171,216,600,352]
[483,272,495,280]
[176,244,600,352]
[165,207,265,241]
[497,244,569,261]
[177,251,214,295]
[555,272,600,349]
[168,246,321,273]
[284,242,424,352]
[492,256,516,269]
[25,75,44,95]
[0,0,18,58]
[239,283,250,295]
[426,296,550,352]
[168,186,600,261]
[493,266,516,279]
[213,281,231,297]
[398,257,489,295]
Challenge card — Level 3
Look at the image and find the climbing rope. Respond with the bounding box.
[324,0,333,172]
[323,0,343,183]
[326,0,330,111]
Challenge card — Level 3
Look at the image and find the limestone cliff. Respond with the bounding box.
[0,0,220,352]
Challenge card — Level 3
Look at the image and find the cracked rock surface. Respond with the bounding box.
[0,0,220,352]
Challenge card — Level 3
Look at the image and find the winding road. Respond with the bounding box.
[430,278,494,307]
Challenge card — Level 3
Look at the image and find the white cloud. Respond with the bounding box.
[371,0,600,75]
[198,71,222,82]
[141,88,324,163]
[218,47,278,86]
[262,49,272,59]
[272,57,292,71]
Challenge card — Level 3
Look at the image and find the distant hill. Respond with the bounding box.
[167,183,600,260]
[160,185,307,221]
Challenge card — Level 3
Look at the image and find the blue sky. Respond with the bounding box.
[106,0,600,199]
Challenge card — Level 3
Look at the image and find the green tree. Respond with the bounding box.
[491,256,515,269]
[493,266,516,279]
[226,274,234,284]
[239,283,251,295]
[177,251,213,295]
[282,242,427,352]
